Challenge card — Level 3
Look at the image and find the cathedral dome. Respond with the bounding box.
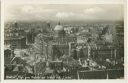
[54,22,65,37]
[54,25,64,31]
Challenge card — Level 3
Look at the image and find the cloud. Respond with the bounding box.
[84,7,104,14]
[21,6,34,13]
[82,6,123,21]
[5,4,124,22]
[56,12,75,18]
[55,7,107,21]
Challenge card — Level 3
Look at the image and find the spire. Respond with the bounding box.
[13,21,18,28]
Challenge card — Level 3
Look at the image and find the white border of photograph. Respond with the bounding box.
[1,0,127,83]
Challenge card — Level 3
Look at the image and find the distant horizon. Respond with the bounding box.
[5,19,123,25]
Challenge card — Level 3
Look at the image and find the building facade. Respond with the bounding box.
[4,22,27,49]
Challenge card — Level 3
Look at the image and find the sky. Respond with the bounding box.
[5,4,124,22]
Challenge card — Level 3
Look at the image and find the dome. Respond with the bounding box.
[54,25,64,31]
[54,22,66,37]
